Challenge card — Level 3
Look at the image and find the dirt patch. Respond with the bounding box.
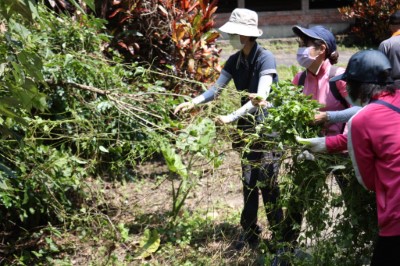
[55,149,255,265]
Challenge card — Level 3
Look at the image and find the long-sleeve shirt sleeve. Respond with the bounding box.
[326,106,362,123]
[192,71,231,104]
[325,134,348,153]
[221,74,273,123]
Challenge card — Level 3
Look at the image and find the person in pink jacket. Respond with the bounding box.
[301,50,400,265]
[281,25,358,250]
[291,25,349,136]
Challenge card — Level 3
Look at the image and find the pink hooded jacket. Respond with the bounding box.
[348,90,400,236]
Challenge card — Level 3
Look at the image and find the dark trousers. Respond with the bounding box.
[371,235,400,266]
[240,149,283,235]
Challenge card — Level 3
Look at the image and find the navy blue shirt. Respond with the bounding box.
[222,42,278,98]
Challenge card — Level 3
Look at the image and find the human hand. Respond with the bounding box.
[313,111,328,124]
[174,102,195,115]
[249,93,269,107]
[295,136,327,153]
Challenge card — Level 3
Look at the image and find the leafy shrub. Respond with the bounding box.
[0,3,177,259]
[102,0,221,95]
[339,0,400,45]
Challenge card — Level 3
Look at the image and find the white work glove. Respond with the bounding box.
[174,102,195,114]
[214,115,234,125]
[296,150,315,162]
[295,136,327,153]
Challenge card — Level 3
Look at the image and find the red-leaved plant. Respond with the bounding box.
[339,0,400,45]
[103,0,221,95]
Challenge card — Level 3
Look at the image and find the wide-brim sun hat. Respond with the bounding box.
[330,50,393,84]
[292,25,337,56]
[219,8,263,37]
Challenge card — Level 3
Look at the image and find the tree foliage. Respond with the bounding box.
[339,0,400,45]
[99,0,221,95]
[0,3,179,262]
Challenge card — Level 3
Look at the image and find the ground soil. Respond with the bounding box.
[57,148,252,265]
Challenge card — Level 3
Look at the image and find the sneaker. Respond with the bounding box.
[271,247,290,266]
[234,226,261,251]
[234,233,247,251]
[293,248,312,260]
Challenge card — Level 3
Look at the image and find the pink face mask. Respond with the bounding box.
[296,47,317,68]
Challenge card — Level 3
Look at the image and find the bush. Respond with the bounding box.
[0,1,176,252]
[102,0,221,95]
[339,0,400,45]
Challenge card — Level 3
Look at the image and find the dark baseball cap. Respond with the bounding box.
[292,25,337,56]
[389,10,400,25]
[330,50,393,84]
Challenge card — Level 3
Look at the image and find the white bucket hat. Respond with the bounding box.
[219,8,263,37]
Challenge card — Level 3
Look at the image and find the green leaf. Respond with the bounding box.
[10,61,23,85]
[45,237,59,252]
[64,54,74,67]
[160,142,188,178]
[67,0,86,14]
[8,19,31,39]
[0,0,35,22]
[83,0,95,12]
[329,165,346,172]
[117,223,129,242]
[31,251,43,258]
[99,146,109,153]
[27,0,39,19]
[136,229,160,259]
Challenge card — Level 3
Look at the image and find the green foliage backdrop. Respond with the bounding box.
[0,1,380,265]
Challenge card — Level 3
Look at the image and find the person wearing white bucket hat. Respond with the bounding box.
[218,8,263,37]
[174,8,287,254]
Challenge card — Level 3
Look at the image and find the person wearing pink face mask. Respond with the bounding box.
[292,25,361,136]
[277,25,363,249]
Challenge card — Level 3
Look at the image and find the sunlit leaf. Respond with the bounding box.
[83,0,95,12]
[99,146,109,153]
[135,229,160,259]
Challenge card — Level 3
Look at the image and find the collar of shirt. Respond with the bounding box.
[392,30,400,37]
[302,59,333,102]
[306,59,330,79]
[370,91,394,101]
[236,42,260,70]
